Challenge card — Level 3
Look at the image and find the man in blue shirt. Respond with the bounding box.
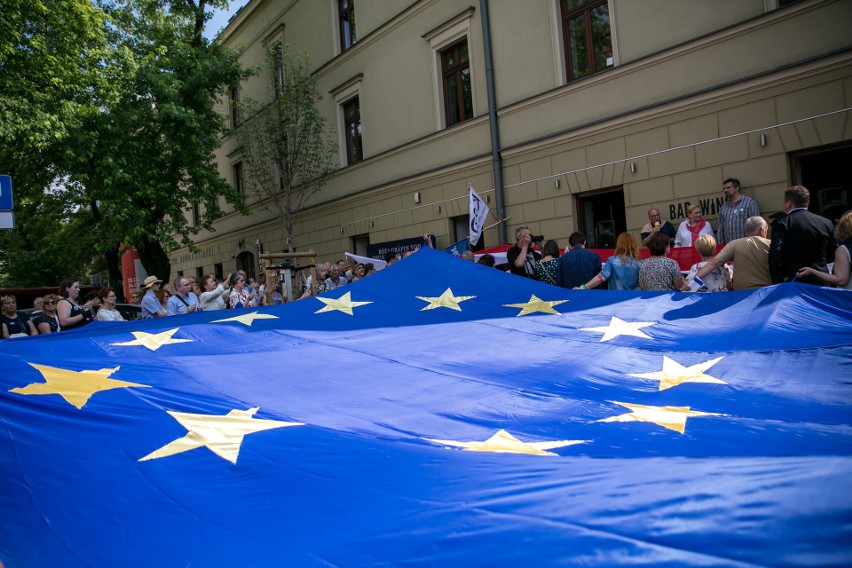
[167,277,202,315]
[556,232,602,289]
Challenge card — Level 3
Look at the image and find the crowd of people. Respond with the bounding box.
[2,184,849,340]
[505,183,851,294]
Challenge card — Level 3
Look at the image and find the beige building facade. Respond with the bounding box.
[169,0,852,281]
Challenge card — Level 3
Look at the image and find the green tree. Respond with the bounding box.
[0,0,251,289]
[60,0,252,284]
[233,41,338,253]
[0,0,114,287]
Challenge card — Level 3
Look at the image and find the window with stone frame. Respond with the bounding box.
[343,96,363,164]
[560,0,612,82]
[440,39,473,127]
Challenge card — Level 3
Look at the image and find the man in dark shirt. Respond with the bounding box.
[640,207,677,248]
[506,226,541,279]
[769,185,836,285]
[556,232,602,289]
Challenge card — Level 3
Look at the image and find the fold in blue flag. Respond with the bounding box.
[1,247,851,567]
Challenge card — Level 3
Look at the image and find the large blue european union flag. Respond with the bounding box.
[1,247,851,567]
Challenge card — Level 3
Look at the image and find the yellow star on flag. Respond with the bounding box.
[10,363,149,409]
[314,291,373,315]
[581,316,655,342]
[598,401,722,434]
[211,311,280,326]
[630,356,727,391]
[112,328,193,351]
[503,294,568,316]
[427,428,586,456]
[139,407,304,465]
[416,288,475,311]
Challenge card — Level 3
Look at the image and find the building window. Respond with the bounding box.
[338,0,357,51]
[271,44,285,99]
[191,202,200,226]
[560,0,612,82]
[441,40,473,127]
[230,86,240,128]
[214,263,223,281]
[343,96,363,165]
[196,267,204,280]
[233,162,244,195]
[331,73,363,166]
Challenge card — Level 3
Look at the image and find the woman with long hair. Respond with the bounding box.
[56,278,93,330]
[579,232,642,290]
[534,240,561,285]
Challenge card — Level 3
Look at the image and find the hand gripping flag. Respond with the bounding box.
[468,183,489,247]
[1,247,851,567]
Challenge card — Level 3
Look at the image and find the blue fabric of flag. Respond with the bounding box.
[1,247,851,567]
[444,237,470,256]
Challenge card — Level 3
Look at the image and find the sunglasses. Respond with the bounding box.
[44,301,56,305]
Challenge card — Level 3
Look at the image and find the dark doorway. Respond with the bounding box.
[792,144,852,225]
[577,187,625,248]
[236,251,256,280]
[452,215,484,251]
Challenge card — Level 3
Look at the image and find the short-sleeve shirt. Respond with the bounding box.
[639,257,683,290]
[141,290,163,319]
[717,195,760,244]
[167,292,201,315]
[32,313,60,332]
[714,236,771,290]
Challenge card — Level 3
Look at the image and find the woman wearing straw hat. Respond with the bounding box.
[140,275,167,319]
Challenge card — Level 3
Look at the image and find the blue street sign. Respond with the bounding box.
[0,175,12,211]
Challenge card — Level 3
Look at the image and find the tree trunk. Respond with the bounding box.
[104,247,125,301]
[136,237,172,285]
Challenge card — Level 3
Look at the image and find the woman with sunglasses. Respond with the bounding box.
[227,273,251,309]
[1,295,38,338]
[32,294,61,333]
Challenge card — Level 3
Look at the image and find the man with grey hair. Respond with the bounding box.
[685,216,771,291]
[507,226,541,279]
[167,276,202,315]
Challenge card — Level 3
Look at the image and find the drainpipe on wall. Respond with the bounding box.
[479,0,507,245]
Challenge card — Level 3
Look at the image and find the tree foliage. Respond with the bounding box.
[0,0,252,289]
[0,0,114,287]
[233,41,338,253]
